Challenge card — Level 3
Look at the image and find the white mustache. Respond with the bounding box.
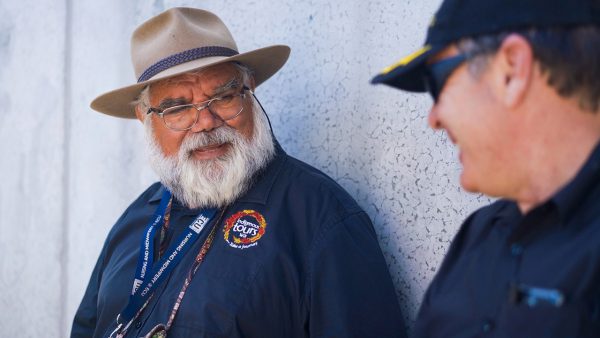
[180,127,240,155]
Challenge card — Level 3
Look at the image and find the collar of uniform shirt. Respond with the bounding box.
[550,139,600,226]
[148,142,288,207]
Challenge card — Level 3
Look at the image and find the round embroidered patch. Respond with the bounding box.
[223,210,267,249]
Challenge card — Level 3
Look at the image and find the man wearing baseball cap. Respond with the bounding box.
[72,7,405,338]
[373,0,600,336]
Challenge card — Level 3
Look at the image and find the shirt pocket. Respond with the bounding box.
[172,251,263,335]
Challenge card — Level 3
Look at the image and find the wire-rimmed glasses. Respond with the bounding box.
[146,86,250,131]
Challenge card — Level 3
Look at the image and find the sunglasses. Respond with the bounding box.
[423,54,466,102]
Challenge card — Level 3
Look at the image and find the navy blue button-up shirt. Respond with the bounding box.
[72,145,406,338]
[413,142,600,337]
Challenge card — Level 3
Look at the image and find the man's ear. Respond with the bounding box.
[248,76,256,92]
[492,34,534,108]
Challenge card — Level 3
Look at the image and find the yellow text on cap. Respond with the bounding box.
[381,45,432,74]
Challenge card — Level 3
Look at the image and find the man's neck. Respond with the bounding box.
[515,105,600,214]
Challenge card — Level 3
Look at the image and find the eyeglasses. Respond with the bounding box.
[146,86,250,131]
[423,54,466,102]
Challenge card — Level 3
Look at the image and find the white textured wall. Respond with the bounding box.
[0,0,490,336]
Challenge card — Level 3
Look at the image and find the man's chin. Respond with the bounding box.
[185,156,227,178]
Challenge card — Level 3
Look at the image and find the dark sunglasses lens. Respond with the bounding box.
[426,54,466,102]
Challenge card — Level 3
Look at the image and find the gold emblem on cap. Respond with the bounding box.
[380,45,432,74]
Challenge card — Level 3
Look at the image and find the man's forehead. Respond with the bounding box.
[150,63,242,96]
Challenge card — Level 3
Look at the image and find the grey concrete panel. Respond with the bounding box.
[0,0,67,336]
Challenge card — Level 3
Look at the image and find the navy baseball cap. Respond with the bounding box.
[371,0,600,92]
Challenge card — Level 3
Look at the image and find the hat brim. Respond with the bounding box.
[371,44,443,92]
[90,44,290,119]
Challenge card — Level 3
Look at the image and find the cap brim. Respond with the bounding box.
[90,45,290,119]
[371,44,443,92]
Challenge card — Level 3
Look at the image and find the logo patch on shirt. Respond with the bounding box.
[223,210,267,249]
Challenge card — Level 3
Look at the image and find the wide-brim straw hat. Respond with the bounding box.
[91,7,290,119]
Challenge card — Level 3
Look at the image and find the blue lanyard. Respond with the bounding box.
[115,188,218,335]
[131,190,171,296]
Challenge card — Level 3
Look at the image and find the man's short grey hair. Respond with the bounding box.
[132,62,254,117]
[456,25,600,112]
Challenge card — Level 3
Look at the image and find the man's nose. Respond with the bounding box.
[189,108,223,133]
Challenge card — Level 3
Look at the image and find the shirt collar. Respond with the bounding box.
[148,142,287,207]
[149,186,165,204]
[551,139,600,224]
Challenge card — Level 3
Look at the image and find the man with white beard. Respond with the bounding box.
[71,7,406,338]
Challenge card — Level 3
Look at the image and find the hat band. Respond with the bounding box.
[137,46,239,83]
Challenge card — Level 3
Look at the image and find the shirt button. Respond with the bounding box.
[482,320,494,333]
[135,321,143,329]
[511,243,524,256]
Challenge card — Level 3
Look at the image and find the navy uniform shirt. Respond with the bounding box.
[71,145,406,338]
[413,142,600,338]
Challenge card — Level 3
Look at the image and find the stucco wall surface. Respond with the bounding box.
[0,0,490,336]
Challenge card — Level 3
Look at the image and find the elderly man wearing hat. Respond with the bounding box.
[72,7,405,338]
[373,0,600,337]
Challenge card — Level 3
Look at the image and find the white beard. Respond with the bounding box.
[144,101,275,209]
